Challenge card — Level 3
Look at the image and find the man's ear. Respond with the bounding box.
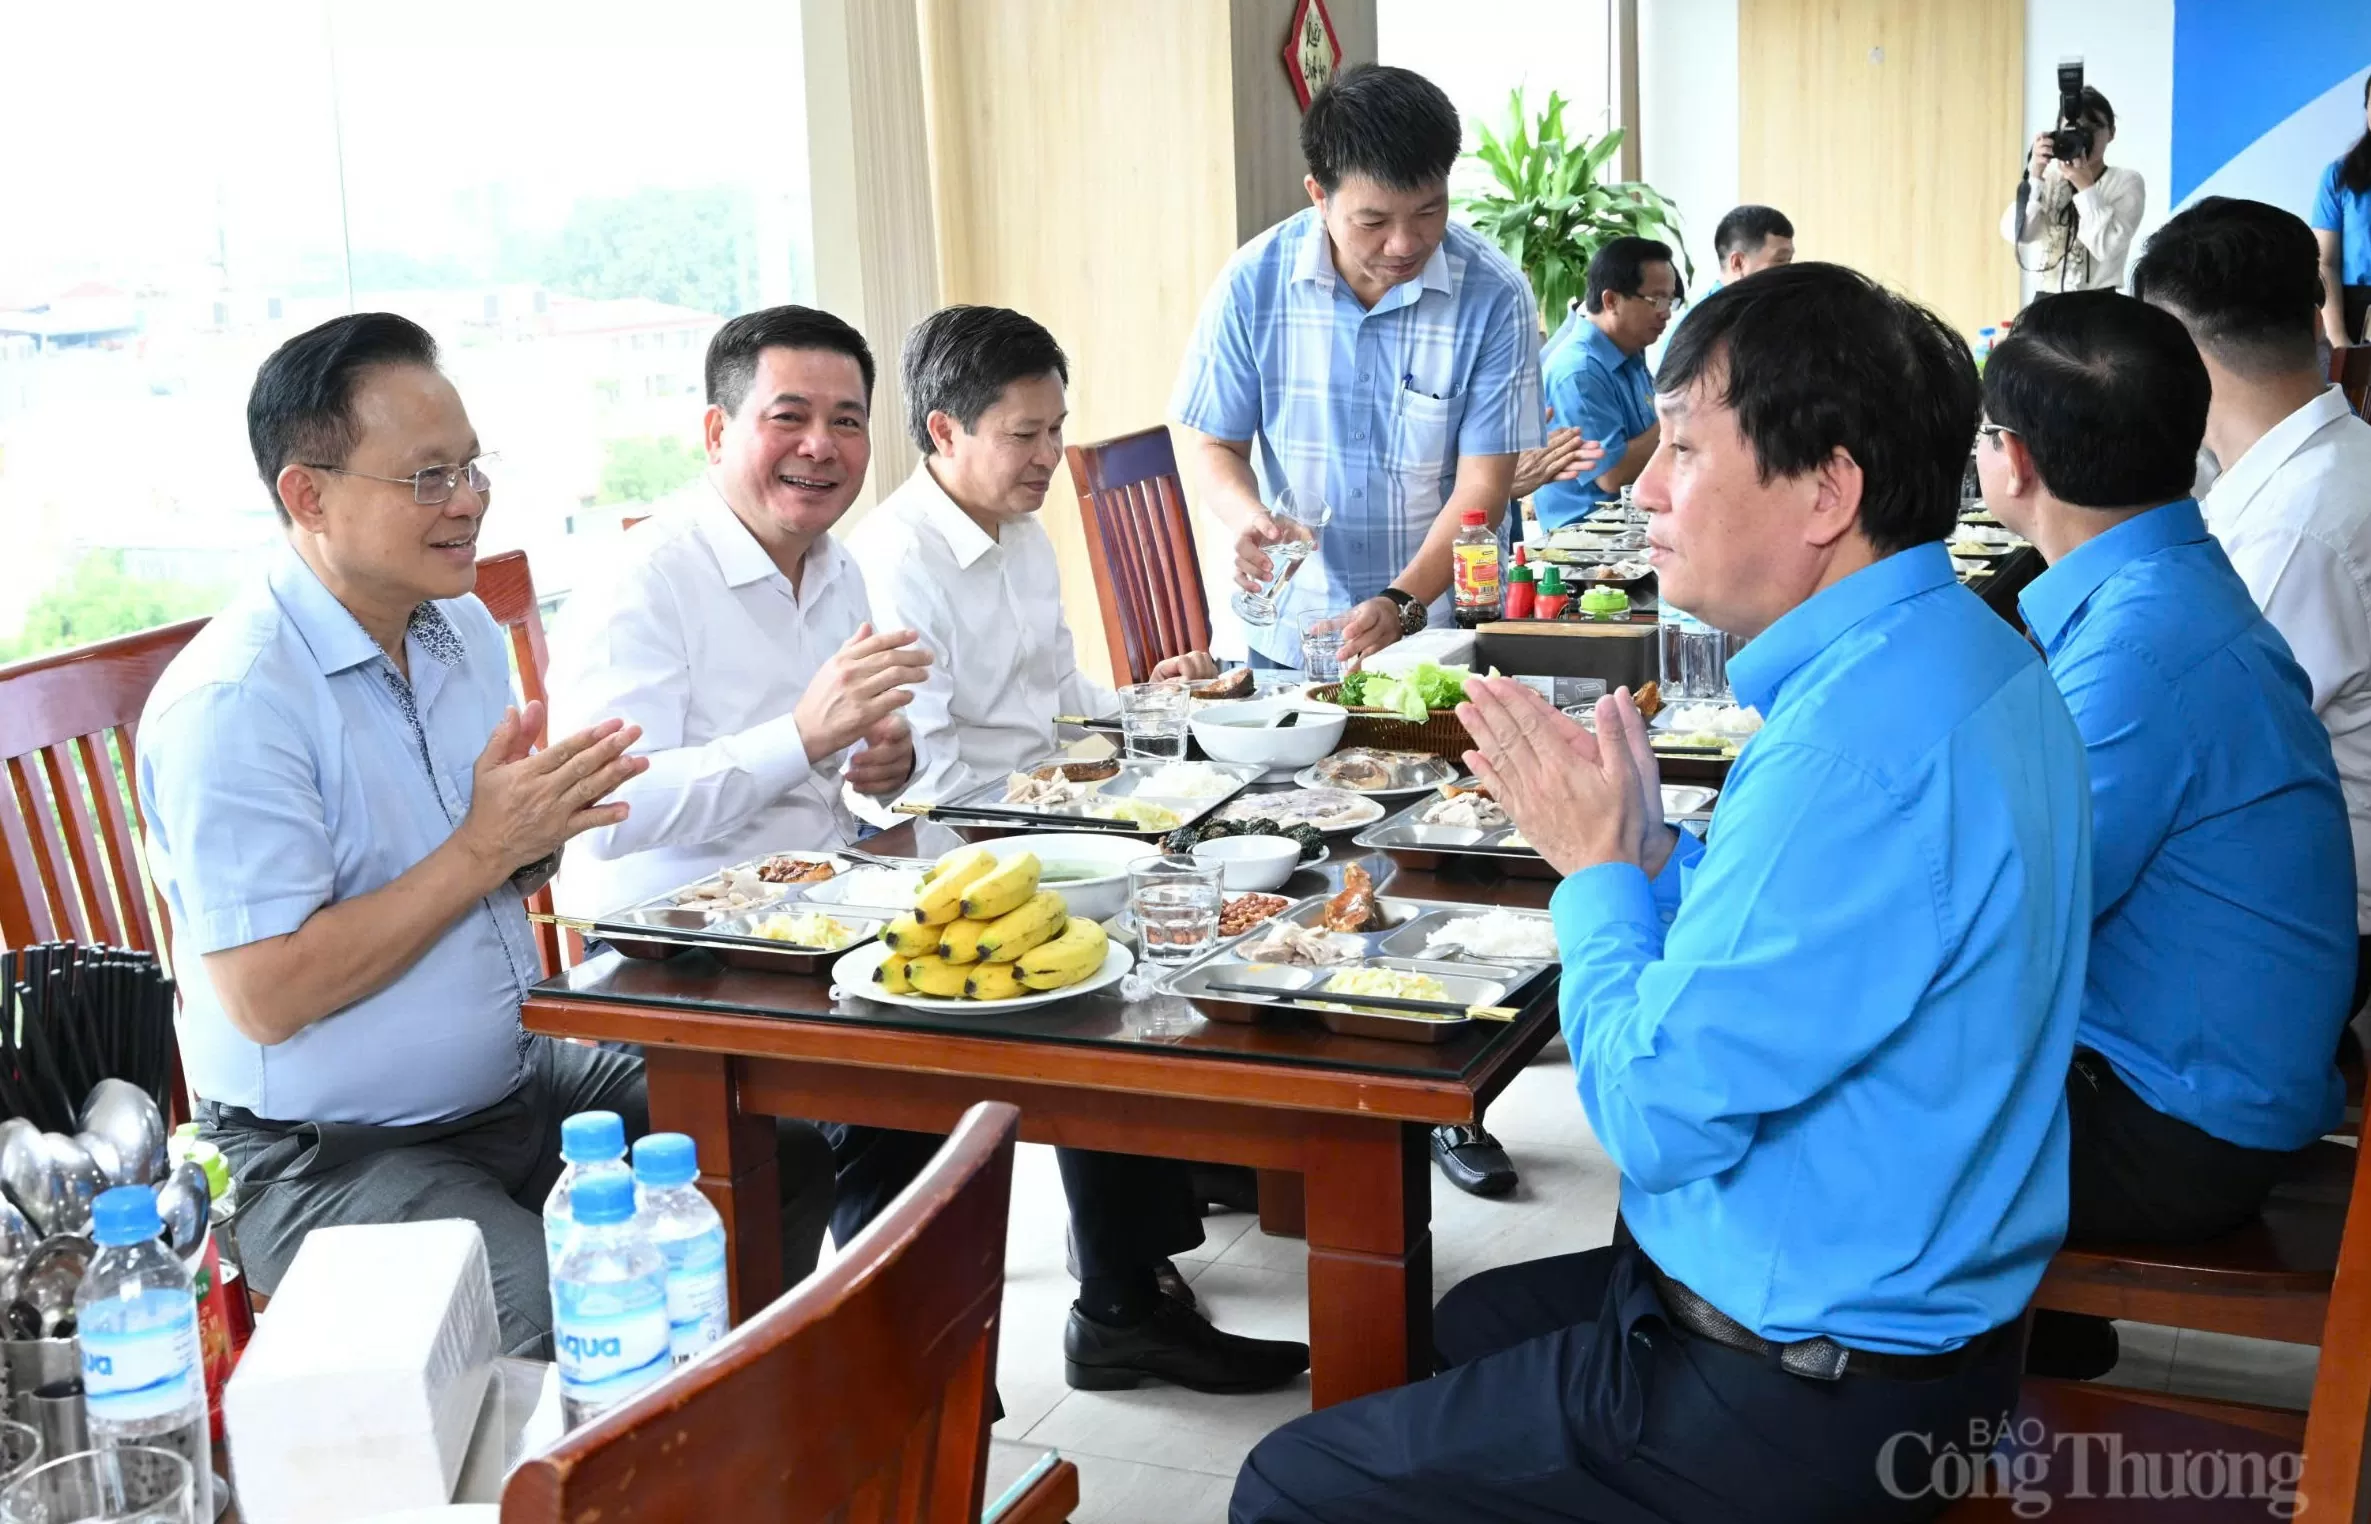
[277,463,327,533]
[1303,173,1327,212]
[1804,446,1866,550]
[702,404,729,463]
[926,409,962,458]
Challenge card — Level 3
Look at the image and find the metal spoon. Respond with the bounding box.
[153,1162,211,1264]
[77,1079,167,1188]
[5,1134,105,1239]
[12,1236,93,1339]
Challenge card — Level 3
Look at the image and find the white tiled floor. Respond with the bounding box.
[975,1037,2323,1524]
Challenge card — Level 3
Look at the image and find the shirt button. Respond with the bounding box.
[1353,489,1365,499]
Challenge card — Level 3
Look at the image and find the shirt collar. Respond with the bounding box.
[1727,542,1958,714]
[266,542,463,677]
[903,462,1001,570]
[1579,319,1639,370]
[1290,209,1453,308]
[2204,386,2352,530]
[2018,499,2206,654]
[691,479,788,589]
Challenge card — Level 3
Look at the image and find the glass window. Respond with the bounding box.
[0,0,813,660]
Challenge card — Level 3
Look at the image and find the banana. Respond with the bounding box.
[873,953,917,995]
[963,962,1031,1001]
[937,917,991,965]
[905,954,972,999]
[881,915,939,958]
[976,891,1067,963]
[915,846,999,925]
[1017,915,1108,989]
[959,852,1041,921]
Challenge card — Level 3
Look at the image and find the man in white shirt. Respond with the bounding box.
[2136,197,2371,1003]
[848,305,1216,808]
[553,305,1310,1396]
[2002,85,2147,293]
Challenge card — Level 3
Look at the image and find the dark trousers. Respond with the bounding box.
[204,1036,837,1357]
[2345,285,2370,348]
[2065,1049,2291,1243]
[822,1123,1204,1280]
[1231,1242,2023,1523]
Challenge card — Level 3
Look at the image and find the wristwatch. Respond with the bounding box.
[1378,587,1429,636]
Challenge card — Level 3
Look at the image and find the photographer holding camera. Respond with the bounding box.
[2002,68,2147,292]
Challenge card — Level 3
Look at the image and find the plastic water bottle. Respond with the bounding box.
[77,1185,212,1518]
[551,1171,672,1428]
[1658,603,1732,702]
[545,1110,630,1270]
[632,1133,730,1363]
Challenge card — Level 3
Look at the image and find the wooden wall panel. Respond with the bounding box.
[1738,0,2022,336]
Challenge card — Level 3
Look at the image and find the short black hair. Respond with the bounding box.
[705,305,876,416]
[902,306,1069,455]
[1658,263,1978,556]
[1983,291,2207,509]
[1714,205,1794,262]
[1300,64,1460,195]
[2067,85,2115,132]
[2130,196,2325,377]
[247,312,440,521]
[1583,237,1681,314]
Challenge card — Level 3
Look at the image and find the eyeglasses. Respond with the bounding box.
[1976,423,2016,446]
[302,454,496,505]
[1621,293,1680,312]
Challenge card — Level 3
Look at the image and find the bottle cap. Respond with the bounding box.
[632,1133,699,1189]
[571,1171,637,1227]
[1460,507,1487,525]
[1538,565,1565,594]
[191,1141,231,1203]
[560,1111,626,1164]
[92,1184,164,1247]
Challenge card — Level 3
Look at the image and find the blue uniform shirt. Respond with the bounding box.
[1533,321,1654,530]
[139,546,541,1126]
[2020,499,2354,1150]
[2313,159,2371,286]
[1551,543,2092,1354]
[1170,209,1541,660]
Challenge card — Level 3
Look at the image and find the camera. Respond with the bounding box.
[2048,59,2092,162]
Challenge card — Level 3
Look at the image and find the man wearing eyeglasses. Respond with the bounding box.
[1530,238,1683,533]
[135,312,837,1358]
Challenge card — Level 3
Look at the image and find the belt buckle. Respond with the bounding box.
[1778,1338,1850,1382]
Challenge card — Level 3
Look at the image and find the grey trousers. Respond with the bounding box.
[200,1036,837,1356]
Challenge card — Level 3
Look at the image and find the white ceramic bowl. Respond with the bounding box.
[1189,696,1348,771]
[979,833,1161,922]
[1190,834,1301,891]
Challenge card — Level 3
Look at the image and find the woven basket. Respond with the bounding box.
[1307,684,1477,759]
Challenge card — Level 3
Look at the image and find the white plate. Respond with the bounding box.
[1289,763,1454,799]
[1648,703,1763,737]
[1212,789,1387,833]
[829,940,1133,1011]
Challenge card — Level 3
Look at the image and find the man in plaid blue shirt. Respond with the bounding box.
[1171,64,1543,667]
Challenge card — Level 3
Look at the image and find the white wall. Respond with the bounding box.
[2019,0,2175,301]
[1379,0,1616,206]
[1638,0,1739,290]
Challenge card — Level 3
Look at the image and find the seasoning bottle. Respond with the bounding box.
[1503,546,1536,619]
[1451,508,1503,628]
[1534,563,1570,619]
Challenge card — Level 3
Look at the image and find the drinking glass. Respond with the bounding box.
[1,1446,193,1524]
[1231,487,1334,627]
[0,1424,39,1486]
[1117,681,1191,760]
[1127,855,1224,965]
[1297,608,1353,682]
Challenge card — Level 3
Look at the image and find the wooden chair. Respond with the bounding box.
[1065,427,1213,687]
[471,549,566,976]
[2334,345,2371,418]
[501,1101,1073,1524]
[1945,1113,2371,1519]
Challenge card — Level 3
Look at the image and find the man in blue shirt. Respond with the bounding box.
[140,314,836,1355]
[1977,290,2355,1378]
[1232,265,2092,1523]
[1530,237,1678,531]
[1172,64,1542,668]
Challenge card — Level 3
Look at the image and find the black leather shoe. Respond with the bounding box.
[1064,1296,1310,1394]
[1189,1162,1262,1215]
[1431,1124,1518,1197]
[1064,1227,1197,1310]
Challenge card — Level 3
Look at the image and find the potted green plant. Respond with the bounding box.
[1460,89,1691,333]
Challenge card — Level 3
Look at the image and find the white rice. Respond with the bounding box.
[1422,909,1559,963]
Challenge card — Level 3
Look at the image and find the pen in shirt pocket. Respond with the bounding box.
[1401,372,1447,401]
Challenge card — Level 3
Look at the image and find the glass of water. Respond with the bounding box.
[1298,607,1353,682]
[1,1446,193,1524]
[1118,681,1191,759]
[1231,487,1334,627]
[1128,855,1225,965]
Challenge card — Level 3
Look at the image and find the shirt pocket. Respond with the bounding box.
[1387,385,1461,492]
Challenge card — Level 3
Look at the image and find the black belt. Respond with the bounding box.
[1648,1266,2016,1382]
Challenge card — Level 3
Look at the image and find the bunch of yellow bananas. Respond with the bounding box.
[876,846,1110,999]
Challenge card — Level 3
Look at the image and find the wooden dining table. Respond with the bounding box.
[521,818,1568,1409]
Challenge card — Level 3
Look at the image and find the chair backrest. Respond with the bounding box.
[502,1100,1021,1524]
[0,619,207,957]
[2336,346,2371,419]
[2298,1127,2371,1515]
[471,550,564,976]
[1065,428,1213,687]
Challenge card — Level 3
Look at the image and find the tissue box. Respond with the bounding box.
[226,1220,498,1524]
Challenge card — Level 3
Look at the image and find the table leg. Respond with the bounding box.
[644,1048,781,1322]
[1302,1118,1431,1408]
[1257,1170,1305,1239]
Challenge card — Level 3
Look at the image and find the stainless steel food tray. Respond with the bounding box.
[1159,892,1559,1043]
[1352,786,1716,877]
[589,851,910,972]
[922,757,1263,833]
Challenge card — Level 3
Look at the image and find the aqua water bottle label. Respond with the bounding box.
[83,1292,204,1422]
[661,1226,730,1362]
[554,1277,671,1411]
